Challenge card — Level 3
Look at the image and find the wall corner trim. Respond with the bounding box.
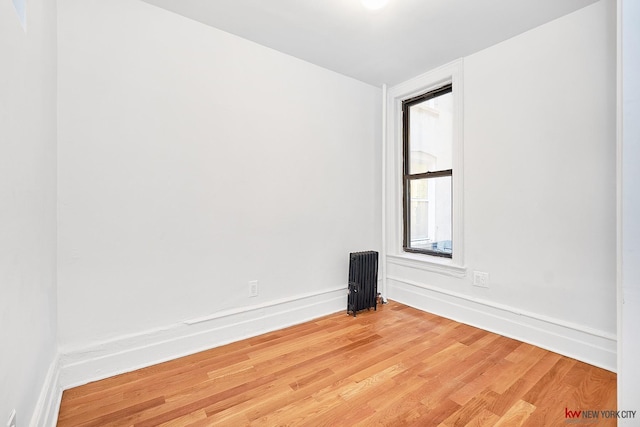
[29,354,63,427]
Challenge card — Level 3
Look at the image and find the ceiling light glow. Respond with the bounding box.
[361,0,389,11]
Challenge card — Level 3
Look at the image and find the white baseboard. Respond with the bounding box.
[45,280,615,423]
[388,277,617,372]
[30,354,63,427]
[58,287,347,390]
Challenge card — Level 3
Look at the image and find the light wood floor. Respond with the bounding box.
[57,301,616,426]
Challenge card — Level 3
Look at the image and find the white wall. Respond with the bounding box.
[57,0,380,369]
[618,0,640,415]
[386,0,617,370]
[0,0,58,425]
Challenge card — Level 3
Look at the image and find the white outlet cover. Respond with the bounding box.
[473,271,489,288]
[249,280,258,297]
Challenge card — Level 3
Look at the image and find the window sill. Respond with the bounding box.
[386,253,467,278]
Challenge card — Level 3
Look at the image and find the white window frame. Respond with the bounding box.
[385,59,466,277]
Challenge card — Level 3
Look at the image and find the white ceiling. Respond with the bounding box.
[141,0,599,87]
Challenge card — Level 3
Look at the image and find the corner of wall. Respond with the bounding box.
[29,354,63,427]
[388,279,617,372]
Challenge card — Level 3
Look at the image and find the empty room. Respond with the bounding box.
[1,0,639,425]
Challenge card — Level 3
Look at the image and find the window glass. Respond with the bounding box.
[408,92,453,174]
[408,176,452,256]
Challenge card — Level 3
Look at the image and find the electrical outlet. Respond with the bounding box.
[249,280,258,297]
[7,409,16,427]
[473,271,489,288]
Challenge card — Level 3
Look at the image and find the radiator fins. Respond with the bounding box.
[347,251,379,317]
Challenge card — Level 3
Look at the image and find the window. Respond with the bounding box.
[402,84,453,257]
[385,59,464,274]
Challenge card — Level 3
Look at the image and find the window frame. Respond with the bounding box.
[385,59,465,276]
[402,84,454,258]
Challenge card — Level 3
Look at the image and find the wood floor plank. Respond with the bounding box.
[575,366,618,411]
[522,357,576,406]
[156,409,207,427]
[61,397,165,427]
[490,345,547,394]
[487,378,529,417]
[441,390,498,427]
[409,398,462,427]
[492,399,536,427]
[448,358,512,406]
[463,408,501,427]
[57,301,616,427]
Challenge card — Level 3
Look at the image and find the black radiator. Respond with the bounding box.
[347,251,379,317]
